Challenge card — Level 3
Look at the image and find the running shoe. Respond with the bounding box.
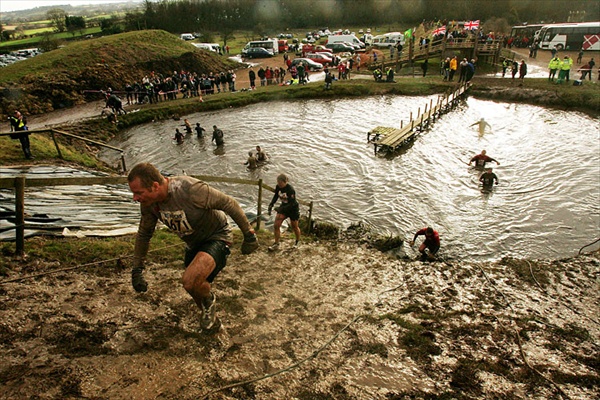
[292,241,299,249]
[268,242,280,251]
[200,292,216,330]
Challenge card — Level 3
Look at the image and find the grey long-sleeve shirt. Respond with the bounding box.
[133,176,252,268]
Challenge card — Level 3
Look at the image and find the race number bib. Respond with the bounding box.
[160,210,193,235]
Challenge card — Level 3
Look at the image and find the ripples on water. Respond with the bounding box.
[100,97,597,260]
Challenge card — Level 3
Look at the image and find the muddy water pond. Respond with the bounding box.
[95,96,599,261]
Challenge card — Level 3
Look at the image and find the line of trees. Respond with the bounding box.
[131,0,598,35]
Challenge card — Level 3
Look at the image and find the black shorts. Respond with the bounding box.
[184,240,230,283]
[425,241,440,254]
[276,204,300,221]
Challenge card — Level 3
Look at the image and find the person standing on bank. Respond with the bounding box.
[8,110,33,159]
[127,162,259,331]
[409,227,440,260]
[268,174,301,251]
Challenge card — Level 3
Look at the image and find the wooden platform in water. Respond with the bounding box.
[368,82,471,153]
[369,125,414,149]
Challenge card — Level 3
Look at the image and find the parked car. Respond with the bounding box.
[325,43,355,53]
[242,47,274,58]
[305,52,333,65]
[291,58,323,71]
[313,45,333,54]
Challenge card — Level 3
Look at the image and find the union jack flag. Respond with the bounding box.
[464,20,480,30]
[433,25,446,36]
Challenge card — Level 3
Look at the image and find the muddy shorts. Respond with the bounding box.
[424,240,440,255]
[184,240,230,283]
[276,204,300,221]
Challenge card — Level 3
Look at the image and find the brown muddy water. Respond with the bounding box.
[99,96,600,260]
[1,96,599,261]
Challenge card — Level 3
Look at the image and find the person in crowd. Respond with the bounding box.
[267,173,301,251]
[325,68,334,89]
[518,60,527,82]
[195,123,206,138]
[255,145,267,163]
[105,92,126,115]
[257,67,266,87]
[127,163,258,331]
[212,125,224,146]
[502,58,510,78]
[578,62,592,81]
[421,58,429,77]
[249,69,256,90]
[511,60,519,80]
[469,149,500,167]
[449,56,458,81]
[559,56,573,83]
[244,151,258,169]
[458,58,469,82]
[8,110,33,159]
[173,128,184,144]
[479,167,499,190]
[409,227,440,261]
[548,55,561,81]
[576,47,584,64]
[469,118,491,135]
[465,59,476,82]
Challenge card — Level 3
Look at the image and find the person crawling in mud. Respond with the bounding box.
[127,162,259,332]
[409,226,440,261]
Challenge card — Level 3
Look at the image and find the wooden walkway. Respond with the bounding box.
[368,82,471,153]
[373,38,503,71]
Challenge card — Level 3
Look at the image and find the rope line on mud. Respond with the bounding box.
[199,314,363,399]
[0,242,185,285]
[578,237,600,255]
[475,263,571,400]
[525,260,599,326]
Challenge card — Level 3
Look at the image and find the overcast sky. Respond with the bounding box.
[1,0,144,13]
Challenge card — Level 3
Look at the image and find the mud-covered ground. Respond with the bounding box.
[0,237,599,400]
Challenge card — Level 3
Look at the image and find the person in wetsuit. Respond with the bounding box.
[212,125,224,146]
[268,173,301,250]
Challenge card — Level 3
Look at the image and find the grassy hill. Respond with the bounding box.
[0,30,239,117]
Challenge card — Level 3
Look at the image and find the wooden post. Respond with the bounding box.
[15,177,25,256]
[307,201,314,233]
[256,179,263,231]
[51,130,63,159]
[120,153,127,173]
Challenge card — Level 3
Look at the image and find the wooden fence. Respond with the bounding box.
[0,175,314,255]
[0,128,127,172]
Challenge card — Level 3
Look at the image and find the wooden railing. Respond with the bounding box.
[0,175,314,255]
[0,128,127,172]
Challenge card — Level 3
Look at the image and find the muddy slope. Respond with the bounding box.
[1,239,598,399]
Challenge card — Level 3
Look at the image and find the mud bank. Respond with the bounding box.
[1,237,598,399]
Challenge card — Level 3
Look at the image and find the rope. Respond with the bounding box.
[0,242,184,285]
[475,263,571,399]
[199,258,410,399]
[199,314,363,399]
[578,238,600,255]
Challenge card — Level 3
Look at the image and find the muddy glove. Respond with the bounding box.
[131,267,148,292]
[241,230,259,255]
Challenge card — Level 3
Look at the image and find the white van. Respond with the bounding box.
[326,34,365,49]
[243,39,279,54]
[180,33,194,40]
[193,43,221,53]
[371,32,405,49]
